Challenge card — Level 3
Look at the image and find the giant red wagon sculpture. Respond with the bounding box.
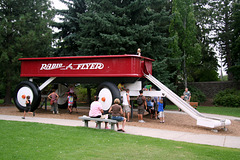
[14,55,231,129]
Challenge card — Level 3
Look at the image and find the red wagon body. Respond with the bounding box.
[19,55,153,79]
[14,55,154,112]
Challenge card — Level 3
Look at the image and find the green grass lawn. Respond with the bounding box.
[165,105,240,117]
[0,120,239,160]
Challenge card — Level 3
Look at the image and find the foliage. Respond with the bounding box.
[192,0,219,82]
[54,0,173,85]
[229,1,240,81]
[189,68,219,82]
[0,0,55,104]
[178,86,206,103]
[75,85,96,102]
[1,120,240,160]
[214,89,240,107]
[205,0,238,81]
[228,65,240,81]
[169,0,202,86]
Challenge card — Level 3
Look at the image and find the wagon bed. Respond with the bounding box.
[19,55,153,83]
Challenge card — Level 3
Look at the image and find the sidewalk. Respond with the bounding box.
[0,114,240,149]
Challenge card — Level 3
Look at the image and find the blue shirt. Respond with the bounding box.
[146,99,153,107]
[158,102,164,112]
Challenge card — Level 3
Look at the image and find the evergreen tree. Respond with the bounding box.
[206,0,237,81]
[55,0,172,85]
[229,0,240,81]
[0,0,54,104]
[169,0,201,87]
[192,0,219,82]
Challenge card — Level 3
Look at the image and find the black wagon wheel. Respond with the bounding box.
[96,82,121,112]
[14,81,41,112]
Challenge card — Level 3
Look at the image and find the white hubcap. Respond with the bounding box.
[98,88,113,110]
[17,86,34,107]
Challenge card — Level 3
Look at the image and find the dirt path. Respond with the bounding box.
[1,106,240,136]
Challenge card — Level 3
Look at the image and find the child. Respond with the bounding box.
[72,93,78,113]
[157,97,165,123]
[22,96,35,119]
[146,97,153,118]
[67,93,74,113]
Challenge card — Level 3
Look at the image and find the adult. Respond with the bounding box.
[183,88,191,104]
[122,89,131,122]
[137,90,147,123]
[109,98,126,132]
[48,89,59,114]
[89,96,109,129]
[136,48,141,56]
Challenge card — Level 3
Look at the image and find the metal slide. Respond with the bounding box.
[145,74,231,128]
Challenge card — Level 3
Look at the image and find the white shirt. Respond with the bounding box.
[122,92,129,105]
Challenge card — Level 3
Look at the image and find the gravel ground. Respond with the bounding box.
[1,106,240,136]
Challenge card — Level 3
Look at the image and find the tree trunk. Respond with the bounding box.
[4,80,12,105]
[87,87,91,106]
[183,50,188,88]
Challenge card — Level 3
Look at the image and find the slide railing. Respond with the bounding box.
[144,74,231,128]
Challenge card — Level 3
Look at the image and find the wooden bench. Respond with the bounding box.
[190,102,198,109]
[78,116,118,130]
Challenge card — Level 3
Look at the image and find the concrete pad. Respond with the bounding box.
[224,136,240,148]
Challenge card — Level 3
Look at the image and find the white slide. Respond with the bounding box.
[145,74,231,128]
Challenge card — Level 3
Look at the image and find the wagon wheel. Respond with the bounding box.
[96,82,121,112]
[14,81,41,112]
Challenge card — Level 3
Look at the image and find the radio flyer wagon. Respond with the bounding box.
[14,54,231,129]
[14,55,154,112]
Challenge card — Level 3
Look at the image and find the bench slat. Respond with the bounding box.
[78,116,118,130]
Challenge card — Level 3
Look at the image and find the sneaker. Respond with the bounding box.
[139,120,145,123]
[105,127,110,129]
[22,117,25,119]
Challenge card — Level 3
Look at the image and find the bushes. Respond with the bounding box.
[214,89,240,107]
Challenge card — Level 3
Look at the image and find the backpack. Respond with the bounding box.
[137,96,144,105]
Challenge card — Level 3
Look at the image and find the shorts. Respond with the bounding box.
[123,105,131,113]
[72,102,77,108]
[24,106,31,112]
[147,106,153,110]
[90,115,101,118]
[68,103,73,106]
[158,111,164,118]
[112,116,124,122]
[138,106,145,115]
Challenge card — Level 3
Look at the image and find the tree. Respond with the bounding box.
[0,0,54,104]
[55,0,172,85]
[169,0,201,87]
[206,0,238,81]
[192,0,219,82]
[228,1,240,81]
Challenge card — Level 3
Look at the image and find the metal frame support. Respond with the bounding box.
[39,77,56,91]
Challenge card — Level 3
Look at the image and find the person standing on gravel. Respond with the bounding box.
[48,89,59,114]
[122,89,131,122]
[137,90,147,123]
